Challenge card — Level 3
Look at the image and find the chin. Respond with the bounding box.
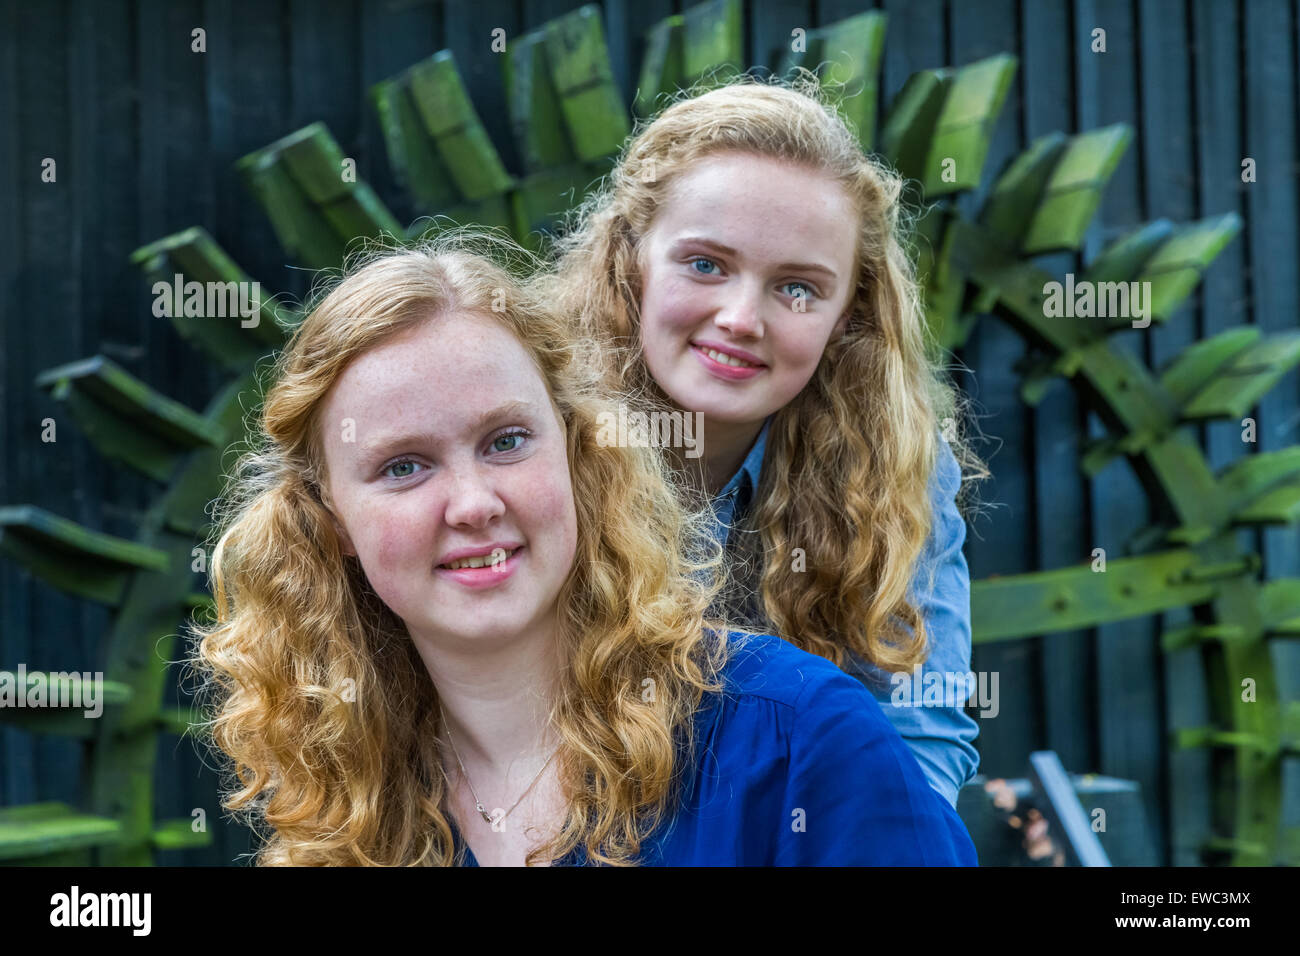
[442,617,536,647]
[685,388,773,422]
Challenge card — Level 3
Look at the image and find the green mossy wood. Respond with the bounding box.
[1,0,1294,866]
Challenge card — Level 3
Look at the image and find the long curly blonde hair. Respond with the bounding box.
[539,75,987,678]
[187,233,730,866]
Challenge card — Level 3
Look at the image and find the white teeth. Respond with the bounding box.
[702,346,756,368]
[442,548,517,570]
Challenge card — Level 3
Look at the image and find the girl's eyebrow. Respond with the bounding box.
[469,399,535,432]
[670,235,838,280]
[356,400,535,461]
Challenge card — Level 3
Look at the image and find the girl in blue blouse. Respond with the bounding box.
[542,76,990,808]
[190,237,976,866]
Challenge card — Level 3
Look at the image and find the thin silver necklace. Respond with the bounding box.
[439,702,559,825]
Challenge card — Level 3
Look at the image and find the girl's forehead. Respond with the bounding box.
[649,163,856,260]
[317,322,559,467]
[656,155,851,222]
[667,150,835,188]
[326,314,546,408]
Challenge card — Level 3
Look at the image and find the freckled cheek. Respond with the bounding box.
[643,276,706,341]
[372,524,419,569]
[355,509,438,591]
[769,328,828,376]
[509,465,578,564]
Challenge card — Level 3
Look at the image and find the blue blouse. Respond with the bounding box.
[448,631,978,866]
[709,418,980,808]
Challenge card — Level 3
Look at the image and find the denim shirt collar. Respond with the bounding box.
[716,416,773,517]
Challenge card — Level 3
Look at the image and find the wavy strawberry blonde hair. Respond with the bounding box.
[187,233,730,866]
[539,75,986,678]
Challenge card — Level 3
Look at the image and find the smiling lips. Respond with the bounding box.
[436,545,524,589]
[698,345,758,367]
[690,342,765,380]
[439,546,520,570]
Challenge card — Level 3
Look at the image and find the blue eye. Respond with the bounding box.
[490,429,530,454]
[690,257,720,276]
[383,459,422,479]
[783,282,815,300]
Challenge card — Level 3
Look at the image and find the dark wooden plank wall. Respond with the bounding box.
[1242,0,1300,856]
[1080,0,1166,865]
[0,0,1295,866]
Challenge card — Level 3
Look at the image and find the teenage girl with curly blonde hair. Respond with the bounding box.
[540,76,990,807]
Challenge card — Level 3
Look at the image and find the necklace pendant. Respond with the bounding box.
[476,804,493,824]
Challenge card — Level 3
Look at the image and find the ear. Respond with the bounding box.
[830,305,852,342]
[335,520,357,558]
[318,486,357,557]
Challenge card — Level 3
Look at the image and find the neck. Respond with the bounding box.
[694,416,766,497]
[414,622,562,774]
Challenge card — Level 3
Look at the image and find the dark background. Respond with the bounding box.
[1,0,1297,865]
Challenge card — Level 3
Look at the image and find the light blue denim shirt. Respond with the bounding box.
[709,417,980,808]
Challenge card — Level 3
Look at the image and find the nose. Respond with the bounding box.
[712,281,764,338]
[442,462,505,529]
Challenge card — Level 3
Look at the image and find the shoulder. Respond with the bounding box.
[702,631,977,865]
[932,434,962,502]
[713,630,901,749]
[717,630,873,712]
[919,436,969,570]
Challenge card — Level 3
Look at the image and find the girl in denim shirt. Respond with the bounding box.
[543,76,987,808]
